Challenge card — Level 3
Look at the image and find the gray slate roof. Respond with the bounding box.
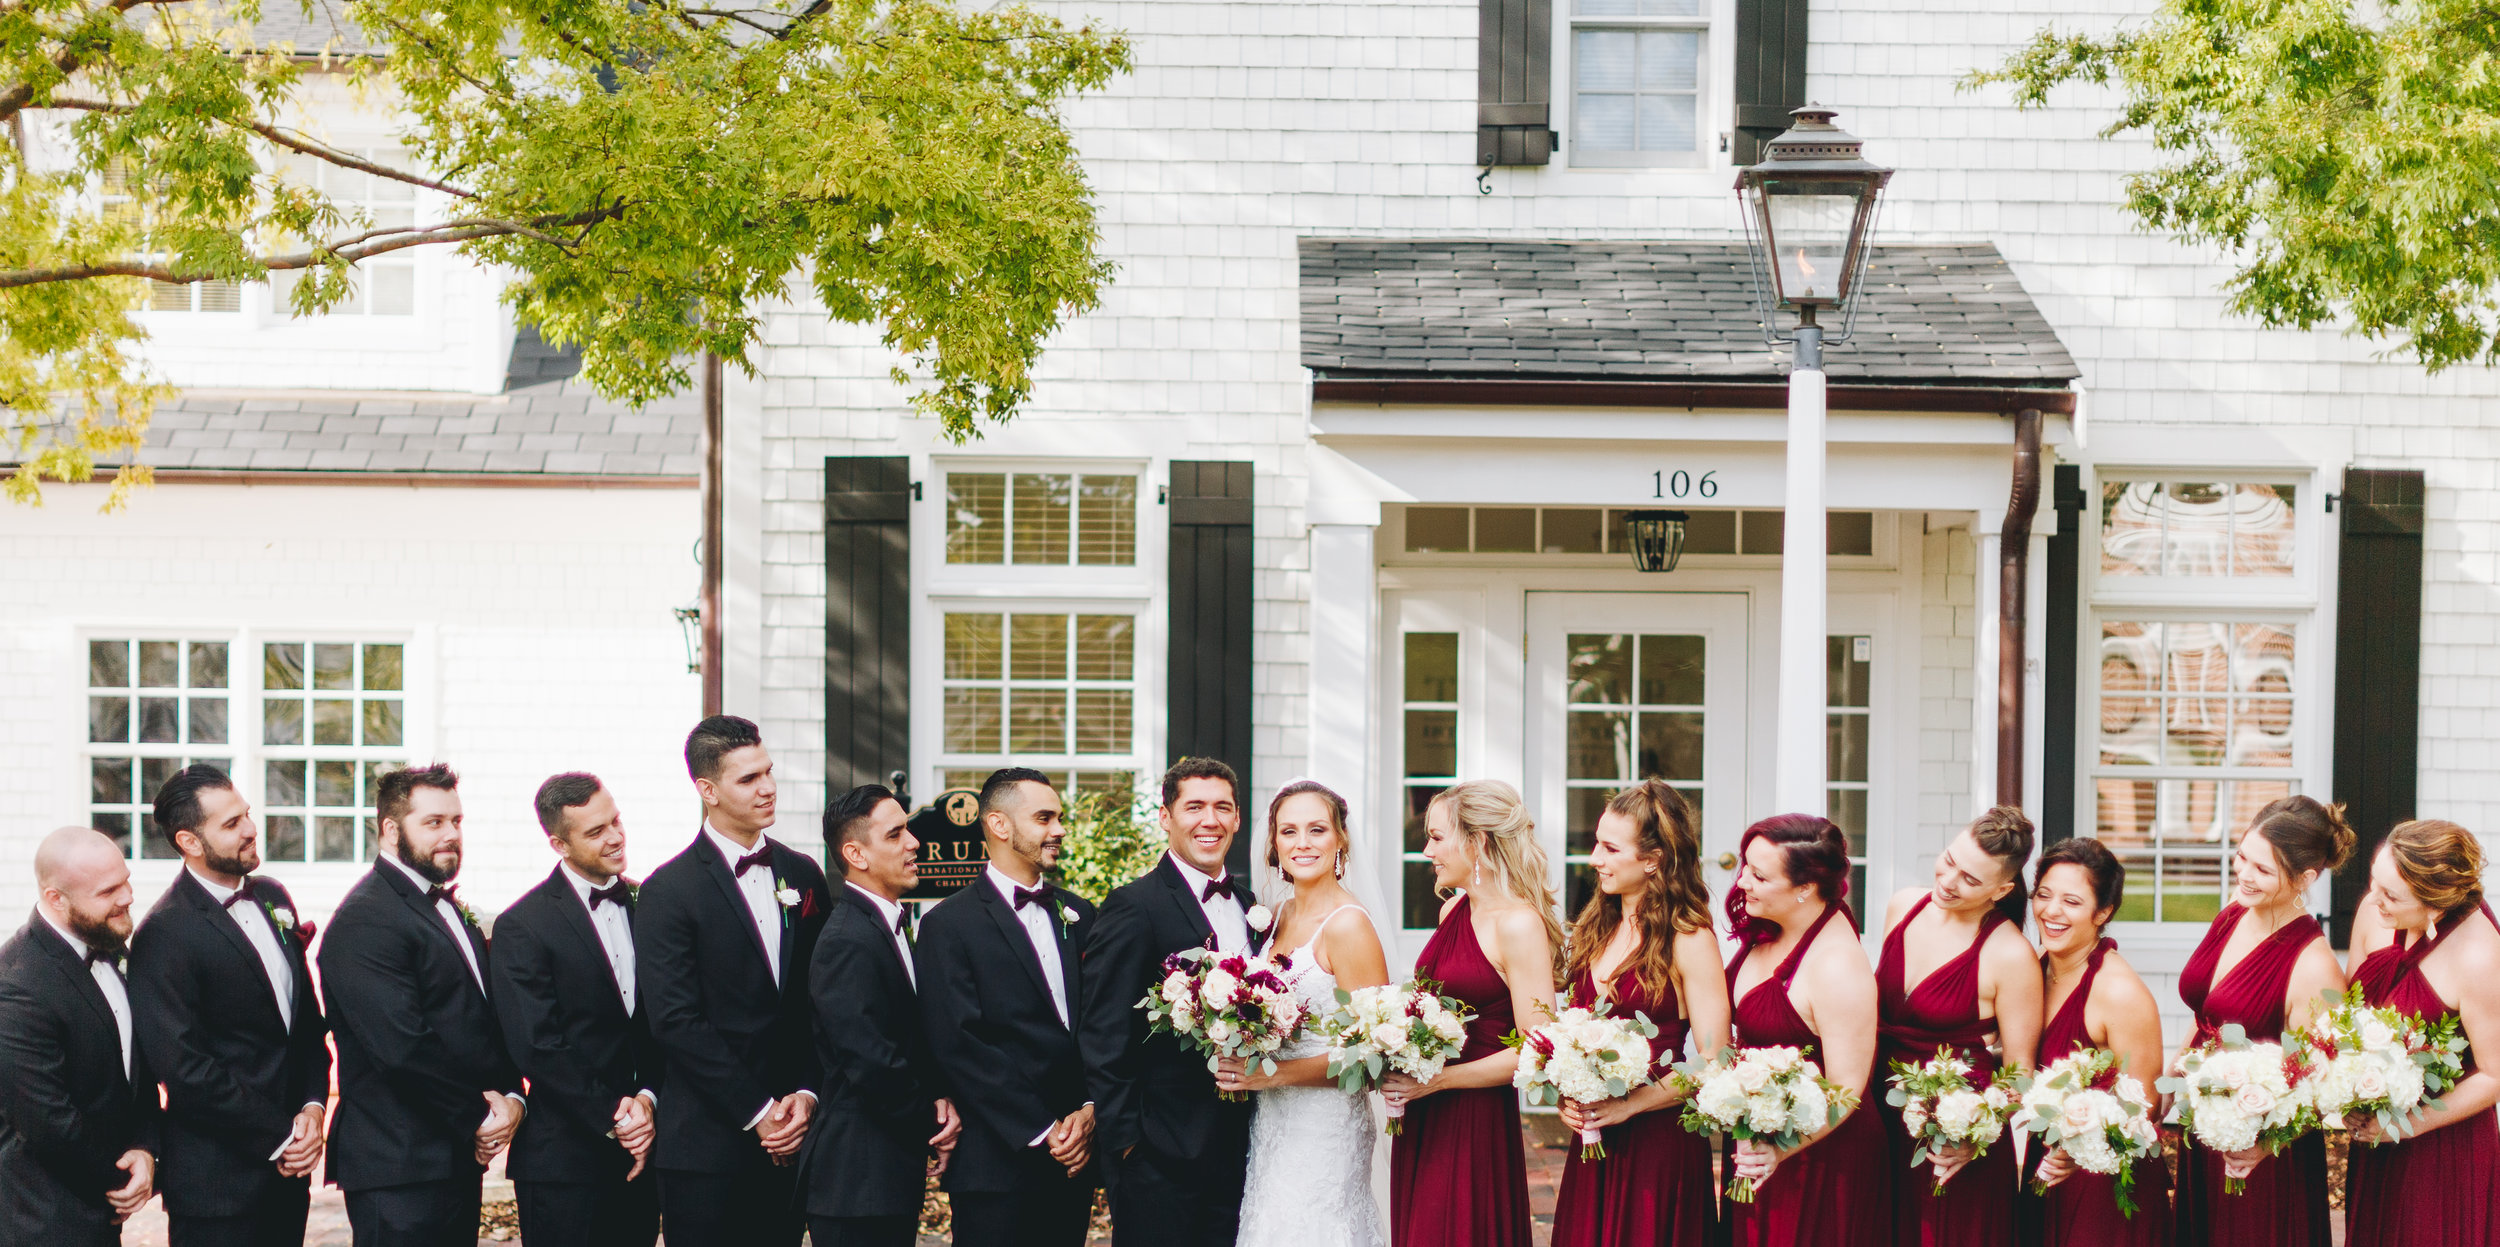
[137,329,700,477]
[1300,239,2079,386]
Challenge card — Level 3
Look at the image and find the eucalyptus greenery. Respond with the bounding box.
[0,0,1129,505]
[1972,0,2500,370]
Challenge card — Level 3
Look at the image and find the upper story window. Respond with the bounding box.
[1569,0,1710,167]
[945,472,1137,566]
[2101,482,2297,580]
[270,149,419,317]
[102,162,242,314]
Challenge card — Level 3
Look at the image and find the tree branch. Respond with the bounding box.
[0,0,192,125]
[41,96,480,198]
[0,205,623,289]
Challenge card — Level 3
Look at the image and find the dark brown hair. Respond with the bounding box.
[1265,780,1350,871]
[1565,781,1711,1001]
[1160,756,1240,809]
[2384,819,2486,916]
[683,714,762,782]
[2032,837,2125,932]
[1725,813,1853,948]
[376,763,457,829]
[1966,805,2037,929]
[2246,794,2357,880]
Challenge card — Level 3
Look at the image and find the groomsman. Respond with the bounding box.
[1080,757,1256,1247]
[318,764,526,1247]
[0,827,157,1247]
[636,715,830,1247]
[487,773,661,1247]
[795,784,961,1247]
[917,768,1099,1247]
[128,766,331,1247]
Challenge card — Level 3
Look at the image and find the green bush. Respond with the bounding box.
[1051,788,1165,905]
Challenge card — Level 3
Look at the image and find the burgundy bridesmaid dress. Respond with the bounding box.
[1874,896,2019,1244]
[2169,903,2331,1247]
[1549,964,1716,1247]
[2342,903,2500,1247]
[2023,937,2171,1246]
[1721,903,1888,1247]
[1389,895,1531,1247]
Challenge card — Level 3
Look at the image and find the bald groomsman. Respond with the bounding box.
[0,827,158,1247]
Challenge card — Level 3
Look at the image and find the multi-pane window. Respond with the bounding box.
[270,149,419,316]
[939,769,1138,803]
[1400,506,1875,557]
[940,612,1137,779]
[944,473,1137,566]
[1570,0,1708,166]
[2101,482,2296,579]
[100,162,242,313]
[1828,635,1871,929]
[258,642,407,863]
[1400,633,1461,930]
[87,640,234,858]
[1558,633,1707,917]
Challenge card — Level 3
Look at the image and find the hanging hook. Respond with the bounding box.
[1476,163,1493,195]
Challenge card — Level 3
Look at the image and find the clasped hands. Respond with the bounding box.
[276,1102,327,1178]
[755,1092,815,1165]
[473,1090,525,1166]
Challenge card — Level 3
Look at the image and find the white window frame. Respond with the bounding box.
[1558,0,1734,169]
[1380,590,1490,936]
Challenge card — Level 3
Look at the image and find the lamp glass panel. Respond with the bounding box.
[1755,180,1865,304]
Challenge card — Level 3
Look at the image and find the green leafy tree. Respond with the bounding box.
[1050,787,1164,905]
[0,0,1128,505]
[1974,0,2500,369]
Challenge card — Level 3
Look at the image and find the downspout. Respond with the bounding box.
[1996,407,2043,807]
[700,351,725,717]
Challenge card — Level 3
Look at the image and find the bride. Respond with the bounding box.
[1217,779,1392,1247]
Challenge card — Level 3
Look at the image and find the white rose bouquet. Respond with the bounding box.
[2301,985,2468,1144]
[1671,1045,1858,1202]
[2008,1048,2162,1217]
[1135,947,1309,1102]
[1884,1045,2018,1194]
[1315,980,1474,1134]
[2156,1023,2320,1194]
[1508,1002,1661,1159]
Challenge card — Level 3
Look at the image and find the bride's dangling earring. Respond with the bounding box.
[1334,850,1345,879]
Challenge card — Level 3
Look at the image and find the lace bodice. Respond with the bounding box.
[1271,951,1340,1062]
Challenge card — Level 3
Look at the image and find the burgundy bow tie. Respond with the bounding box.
[1013,885,1050,911]
[85,944,124,972]
[588,884,629,910]
[427,883,461,908]
[733,847,774,878]
[1200,876,1236,903]
[220,879,257,909]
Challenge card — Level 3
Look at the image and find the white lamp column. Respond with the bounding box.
[1772,326,1828,815]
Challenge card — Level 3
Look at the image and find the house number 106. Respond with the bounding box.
[1651,470,1718,499]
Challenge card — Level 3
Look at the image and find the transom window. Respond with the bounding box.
[1570,0,1710,167]
[1399,506,1874,558]
[945,472,1137,566]
[2101,482,2297,579]
[939,611,1139,786]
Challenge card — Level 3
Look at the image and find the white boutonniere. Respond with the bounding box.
[268,906,298,931]
[1244,904,1274,934]
[775,886,802,908]
[1060,905,1080,925]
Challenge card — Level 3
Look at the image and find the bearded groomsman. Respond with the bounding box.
[636,715,830,1247]
[1080,757,1257,1247]
[796,784,962,1247]
[318,764,526,1247]
[0,826,158,1247]
[917,768,1099,1247]
[128,766,331,1247]
[487,773,661,1247]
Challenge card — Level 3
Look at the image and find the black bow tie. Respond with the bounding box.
[84,945,123,972]
[427,883,461,908]
[1013,885,1050,911]
[1200,876,1237,903]
[588,884,629,910]
[896,908,916,941]
[220,878,257,909]
[733,847,774,878]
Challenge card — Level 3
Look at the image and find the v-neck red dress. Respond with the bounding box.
[1388,896,1531,1247]
[1722,903,1887,1247]
[1549,961,1718,1247]
[2170,903,2330,1247]
[2342,903,2500,1247]
[1875,895,2018,1244]
[2022,937,2171,1246]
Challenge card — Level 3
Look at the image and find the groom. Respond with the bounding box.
[1079,757,1259,1247]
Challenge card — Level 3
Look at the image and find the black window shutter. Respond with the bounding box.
[824,456,912,799]
[1478,0,1555,166]
[1167,462,1256,873]
[2042,465,2085,846]
[1731,0,1809,164]
[2329,468,2424,942]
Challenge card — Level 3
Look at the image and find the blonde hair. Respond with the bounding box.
[1432,780,1567,973]
[2385,819,2486,916]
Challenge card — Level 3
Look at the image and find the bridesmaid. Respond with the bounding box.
[1875,806,2044,1244]
[1722,814,1886,1247]
[1550,781,1730,1247]
[1381,780,1562,1247]
[2341,819,2500,1246]
[2025,837,2172,1245]
[2168,795,2349,1247]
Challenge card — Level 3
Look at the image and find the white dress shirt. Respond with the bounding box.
[188,867,296,1029]
[559,862,637,1016]
[703,823,783,983]
[381,853,484,991]
[985,864,1069,1026]
[1168,851,1251,953]
[844,882,916,988]
[42,910,131,1078]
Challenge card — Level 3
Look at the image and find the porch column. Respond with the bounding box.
[1773,334,1828,814]
[1306,447,1385,839]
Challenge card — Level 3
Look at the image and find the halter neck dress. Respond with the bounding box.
[1548,955,1717,1247]
[2341,902,2500,1247]
[1875,895,2018,1244]
[2022,937,2171,1246]
[1721,902,1888,1247]
[1387,895,1530,1247]
[2169,903,2331,1247]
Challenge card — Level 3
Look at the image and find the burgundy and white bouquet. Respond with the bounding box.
[1672,1045,1859,1202]
[1508,1002,1660,1159]
[1136,947,1309,1101]
[2008,1048,2162,1217]
[2156,1023,2320,1194]
[2302,985,2468,1143]
[1316,980,1474,1134]
[1884,1045,2018,1194]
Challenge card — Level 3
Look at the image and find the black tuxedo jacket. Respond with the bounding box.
[1078,856,1254,1162]
[128,871,330,1216]
[915,874,1096,1195]
[0,912,158,1244]
[488,866,661,1185]
[634,830,828,1175]
[794,884,944,1218]
[316,863,521,1192]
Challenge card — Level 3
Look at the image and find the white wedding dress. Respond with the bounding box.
[1237,906,1388,1247]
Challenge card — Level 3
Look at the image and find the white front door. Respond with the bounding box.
[1525,592,1751,914]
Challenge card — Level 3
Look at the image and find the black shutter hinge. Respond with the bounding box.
[911,481,923,502]
[2324,492,2338,513]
